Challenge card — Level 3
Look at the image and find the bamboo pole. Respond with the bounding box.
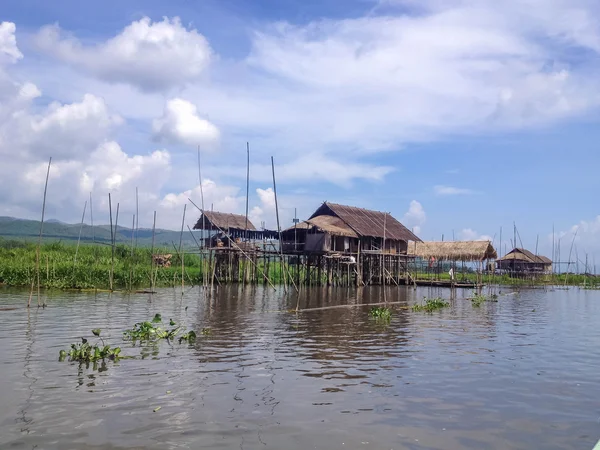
[29,157,52,308]
[74,200,87,265]
[129,214,135,291]
[134,186,139,250]
[108,194,114,290]
[271,156,292,292]
[179,205,187,295]
[564,229,578,286]
[151,211,156,290]
[197,146,207,289]
[112,202,119,289]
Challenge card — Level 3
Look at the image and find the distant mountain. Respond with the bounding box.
[0,216,204,249]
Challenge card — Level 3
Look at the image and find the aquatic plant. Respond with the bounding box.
[412,297,450,312]
[123,314,198,344]
[58,329,121,362]
[470,292,498,307]
[369,306,392,321]
[178,331,197,344]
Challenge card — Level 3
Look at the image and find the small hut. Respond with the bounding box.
[496,248,552,274]
[193,211,257,248]
[409,241,497,262]
[408,240,497,286]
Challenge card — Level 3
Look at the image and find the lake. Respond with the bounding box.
[0,285,598,449]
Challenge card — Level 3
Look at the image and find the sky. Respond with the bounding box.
[1,0,600,268]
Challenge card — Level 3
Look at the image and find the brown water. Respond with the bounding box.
[0,285,598,450]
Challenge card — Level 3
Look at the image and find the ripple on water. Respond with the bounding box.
[0,285,599,449]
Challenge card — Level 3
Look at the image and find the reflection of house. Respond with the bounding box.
[281,202,421,254]
[496,248,552,274]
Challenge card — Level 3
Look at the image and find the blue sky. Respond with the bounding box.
[1,0,600,265]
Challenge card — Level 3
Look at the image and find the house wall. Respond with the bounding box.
[305,233,330,252]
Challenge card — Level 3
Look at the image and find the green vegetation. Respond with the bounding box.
[412,270,599,288]
[412,297,450,312]
[123,314,196,344]
[470,292,499,307]
[59,329,122,363]
[369,306,392,321]
[60,315,200,367]
[0,238,293,290]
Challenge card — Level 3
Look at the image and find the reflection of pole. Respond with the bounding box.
[271,156,287,292]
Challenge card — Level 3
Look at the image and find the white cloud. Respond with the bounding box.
[0,93,122,160]
[458,228,493,242]
[239,0,600,152]
[554,216,600,260]
[0,22,22,63]
[402,200,426,236]
[35,17,212,92]
[152,98,220,148]
[248,187,276,229]
[434,185,476,196]
[208,153,394,186]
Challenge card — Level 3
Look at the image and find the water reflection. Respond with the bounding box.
[0,285,599,449]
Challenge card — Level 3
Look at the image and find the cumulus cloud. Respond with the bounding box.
[402,200,426,236]
[0,22,22,63]
[0,93,122,160]
[458,228,493,242]
[554,216,600,259]
[434,185,476,196]
[35,17,212,92]
[152,98,220,148]
[248,188,276,229]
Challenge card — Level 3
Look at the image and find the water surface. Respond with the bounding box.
[0,285,598,449]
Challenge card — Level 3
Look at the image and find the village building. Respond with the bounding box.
[281,202,420,255]
[496,248,552,274]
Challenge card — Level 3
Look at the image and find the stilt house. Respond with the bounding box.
[496,248,552,274]
[282,202,421,254]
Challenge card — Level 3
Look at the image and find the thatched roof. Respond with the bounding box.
[283,215,358,238]
[408,241,497,261]
[497,248,551,264]
[309,202,421,242]
[193,211,256,231]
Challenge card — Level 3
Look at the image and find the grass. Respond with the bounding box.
[412,297,450,312]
